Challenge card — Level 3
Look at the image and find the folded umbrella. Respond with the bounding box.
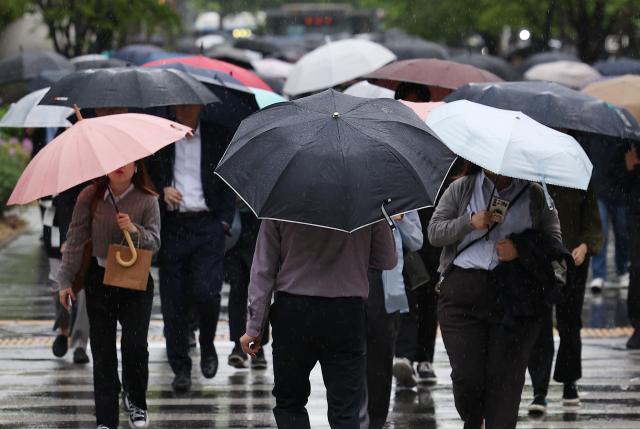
[445,81,640,140]
[524,60,601,89]
[583,75,640,122]
[284,39,396,96]
[8,113,191,205]
[426,100,593,192]
[38,67,218,109]
[215,89,456,232]
[0,87,73,128]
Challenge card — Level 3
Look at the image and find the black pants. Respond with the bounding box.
[361,270,399,429]
[85,260,154,428]
[438,267,540,429]
[528,258,589,396]
[271,292,366,429]
[628,211,640,327]
[159,213,225,375]
[226,252,270,346]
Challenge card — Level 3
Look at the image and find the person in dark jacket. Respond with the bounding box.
[527,185,602,413]
[146,104,235,392]
[624,143,640,349]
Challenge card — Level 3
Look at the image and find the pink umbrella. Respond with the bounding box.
[400,100,445,121]
[8,113,191,205]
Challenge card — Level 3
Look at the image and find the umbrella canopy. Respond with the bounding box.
[583,75,640,122]
[593,57,640,76]
[28,69,71,92]
[70,54,107,64]
[251,88,286,109]
[0,87,73,128]
[215,89,456,232]
[520,51,580,72]
[426,100,593,190]
[74,58,129,70]
[383,38,449,60]
[143,55,271,90]
[206,45,261,69]
[400,101,445,121]
[365,58,502,92]
[452,53,521,81]
[446,81,640,140]
[343,81,394,98]
[8,113,191,205]
[283,39,396,96]
[524,60,601,89]
[113,44,164,65]
[39,67,218,109]
[0,51,73,85]
[251,58,294,80]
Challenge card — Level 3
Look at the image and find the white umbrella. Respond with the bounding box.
[251,58,294,79]
[70,54,107,64]
[343,81,394,98]
[284,39,396,96]
[0,87,72,128]
[426,100,592,194]
[524,60,601,89]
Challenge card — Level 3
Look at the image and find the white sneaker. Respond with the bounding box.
[590,277,604,288]
[392,357,417,388]
[618,273,630,288]
[97,426,112,429]
[128,405,150,428]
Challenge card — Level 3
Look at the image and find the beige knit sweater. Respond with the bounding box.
[57,184,161,290]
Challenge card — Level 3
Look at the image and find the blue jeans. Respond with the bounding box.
[591,199,629,279]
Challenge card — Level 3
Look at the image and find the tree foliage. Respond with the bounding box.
[0,0,30,35]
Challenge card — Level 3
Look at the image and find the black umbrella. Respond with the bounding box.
[445,81,640,140]
[0,51,73,85]
[113,44,164,65]
[74,58,129,70]
[452,53,521,81]
[28,69,71,92]
[215,89,456,232]
[593,57,640,76]
[384,38,449,60]
[39,67,219,109]
[520,51,580,72]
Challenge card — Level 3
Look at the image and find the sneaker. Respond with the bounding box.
[128,405,150,428]
[251,348,268,370]
[528,395,547,415]
[52,334,68,358]
[73,347,90,364]
[626,329,640,349]
[562,383,580,406]
[590,277,604,294]
[228,345,249,369]
[618,272,630,288]
[97,426,113,429]
[122,391,132,412]
[393,357,417,389]
[416,361,437,384]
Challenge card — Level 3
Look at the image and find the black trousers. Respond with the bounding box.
[85,259,154,428]
[438,267,540,429]
[225,252,270,346]
[361,270,399,429]
[528,258,589,396]
[628,211,640,327]
[271,292,366,429]
[159,213,225,375]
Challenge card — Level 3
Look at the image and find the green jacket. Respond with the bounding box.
[549,185,603,255]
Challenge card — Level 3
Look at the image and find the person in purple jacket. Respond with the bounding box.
[240,220,397,429]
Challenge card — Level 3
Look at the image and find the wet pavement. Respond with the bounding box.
[1,207,639,428]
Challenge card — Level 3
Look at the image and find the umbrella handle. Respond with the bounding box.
[116,230,138,267]
[381,199,396,231]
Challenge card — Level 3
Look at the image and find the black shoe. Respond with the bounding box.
[528,395,547,415]
[172,372,191,392]
[563,383,580,406]
[73,347,90,364]
[626,329,640,349]
[52,334,68,358]
[416,361,437,385]
[251,348,268,370]
[228,345,248,369]
[201,346,219,379]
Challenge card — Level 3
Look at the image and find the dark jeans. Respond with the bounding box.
[361,270,399,429]
[438,267,540,429]
[528,258,589,396]
[629,211,640,326]
[226,252,269,346]
[395,280,439,363]
[271,292,366,429]
[159,213,225,375]
[85,259,154,428]
[591,199,628,279]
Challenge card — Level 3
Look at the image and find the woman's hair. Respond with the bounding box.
[452,159,482,180]
[93,160,157,200]
[394,82,432,102]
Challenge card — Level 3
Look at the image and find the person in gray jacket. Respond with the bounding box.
[428,162,561,429]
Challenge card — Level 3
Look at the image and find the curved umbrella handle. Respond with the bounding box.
[116,230,138,267]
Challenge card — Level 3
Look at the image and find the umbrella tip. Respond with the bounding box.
[332,112,340,118]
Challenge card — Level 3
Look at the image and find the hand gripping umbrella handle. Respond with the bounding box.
[116,230,138,267]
